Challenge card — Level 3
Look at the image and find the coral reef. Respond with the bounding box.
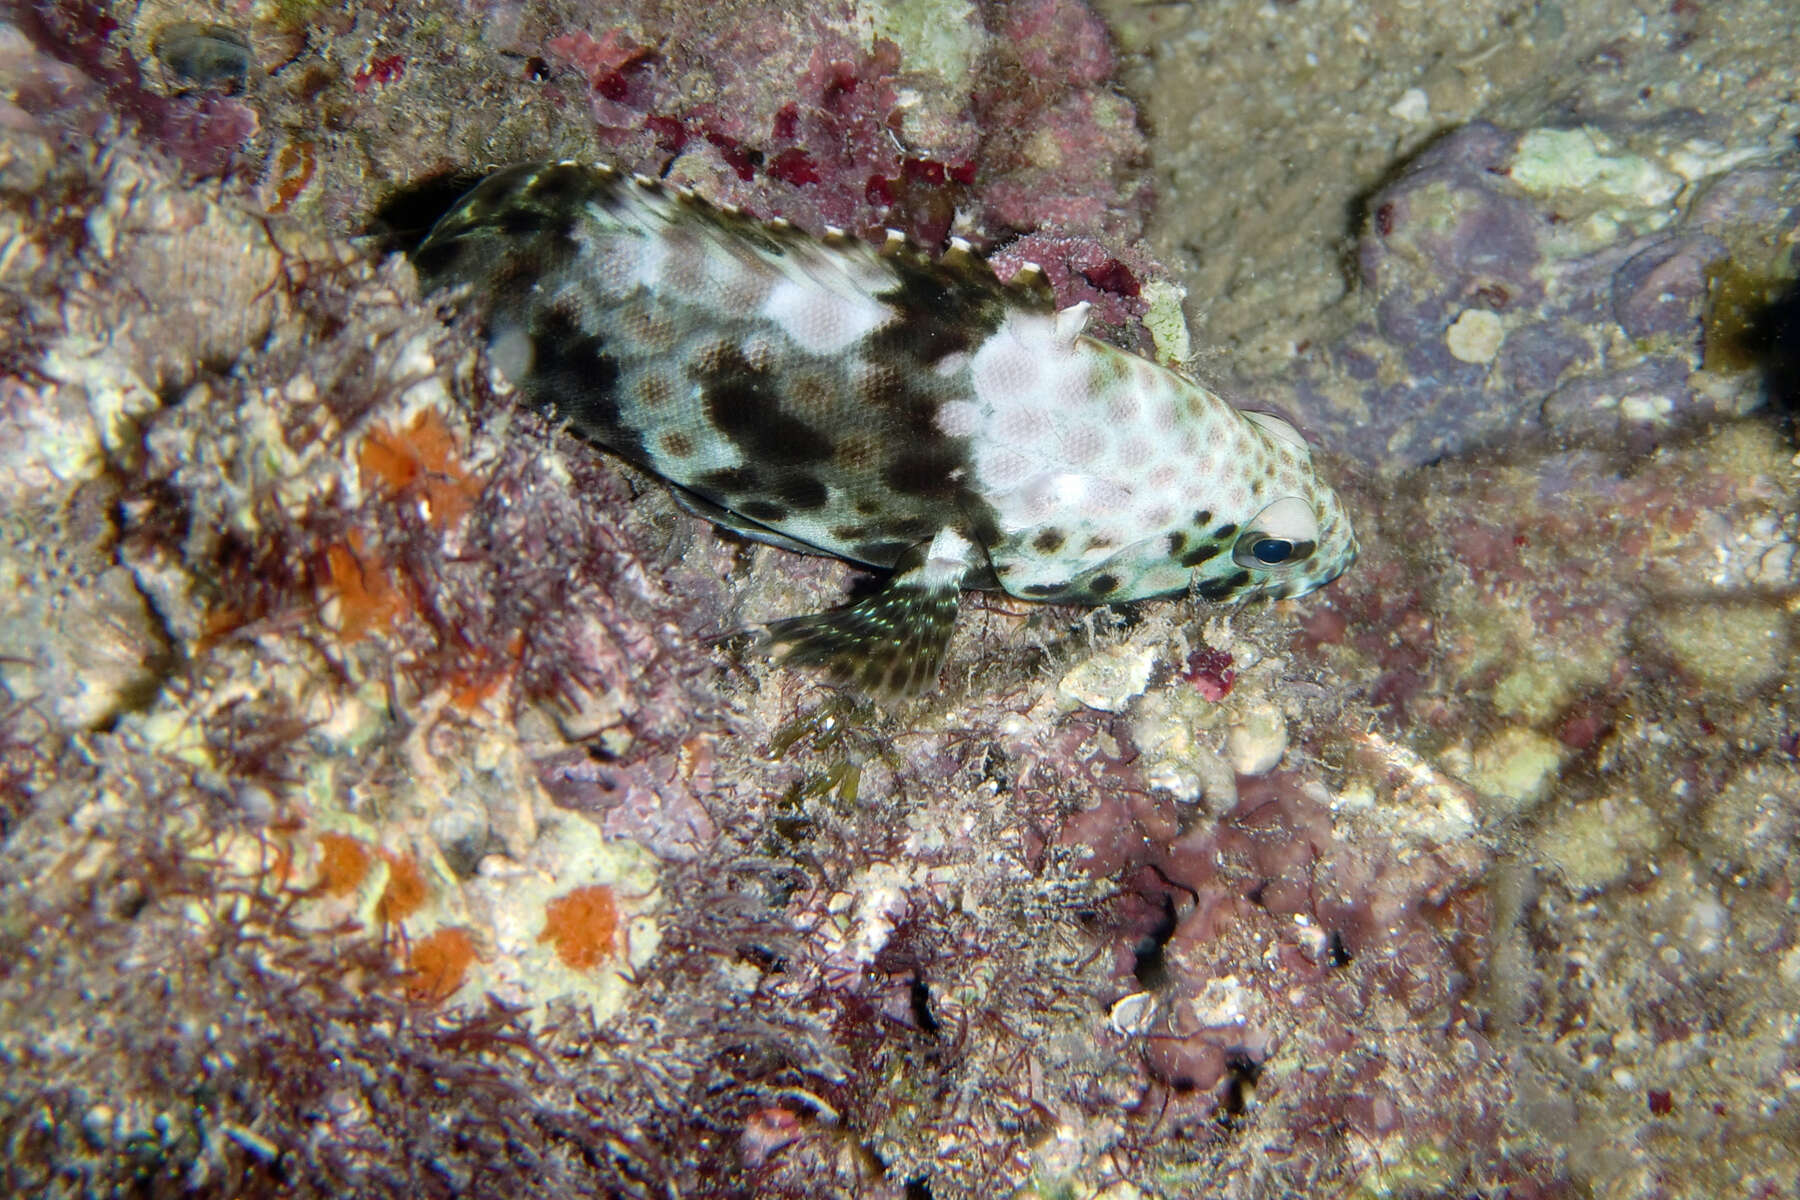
[2,1,1799,1199]
[1282,117,1800,467]
[17,0,1161,344]
[1300,416,1800,1198]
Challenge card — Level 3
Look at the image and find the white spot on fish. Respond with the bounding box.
[762,277,886,355]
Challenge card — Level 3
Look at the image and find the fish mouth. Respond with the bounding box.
[1261,537,1357,601]
[1310,539,1359,593]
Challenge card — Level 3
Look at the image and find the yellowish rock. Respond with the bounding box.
[1445,308,1504,364]
[1464,726,1569,816]
[1538,794,1662,894]
[1644,600,1790,694]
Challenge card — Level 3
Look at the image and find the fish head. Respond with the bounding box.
[1185,409,1357,604]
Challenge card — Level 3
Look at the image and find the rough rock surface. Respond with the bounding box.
[1,1,1797,1199]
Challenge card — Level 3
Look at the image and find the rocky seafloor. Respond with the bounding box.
[0,1,1796,1198]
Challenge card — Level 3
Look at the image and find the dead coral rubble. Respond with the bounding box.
[9,2,1799,1199]
[0,25,1131,1200]
[0,66,1547,1200]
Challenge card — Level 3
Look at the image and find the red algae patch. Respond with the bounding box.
[376,851,429,924]
[405,927,478,1004]
[321,531,408,641]
[315,832,373,897]
[447,631,524,715]
[356,409,481,530]
[263,138,318,214]
[539,885,620,970]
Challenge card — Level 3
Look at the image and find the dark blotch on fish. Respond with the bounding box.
[1179,542,1221,568]
[1196,569,1251,600]
[696,346,834,465]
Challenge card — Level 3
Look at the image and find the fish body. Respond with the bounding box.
[414,162,1356,690]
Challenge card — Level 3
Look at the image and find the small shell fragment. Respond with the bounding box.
[154,23,253,91]
[1109,991,1159,1036]
[1445,308,1505,364]
[1226,701,1288,776]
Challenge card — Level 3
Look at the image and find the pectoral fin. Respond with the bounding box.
[764,529,974,695]
[669,485,822,555]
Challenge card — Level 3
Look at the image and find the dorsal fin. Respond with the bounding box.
[419,160,1060,319]
[1052,301,1092,348]
[1002,260,1056,310]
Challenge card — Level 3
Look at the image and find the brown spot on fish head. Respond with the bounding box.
[713,259,774,312]
[585,236,649,299]
[1089,572,1120,596]
[1087,353,1127,395]
[1032,528,1065,553]
[856,358,907,408]
[1135,359,1160,394]
[659,430,695,459]
[656,226,710,296]
[853,495,882,516]
[1166,530,1188,556]
[1021,582,1064,598]
[691,338,739,376]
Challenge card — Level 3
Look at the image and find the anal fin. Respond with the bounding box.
[765,529,974,695]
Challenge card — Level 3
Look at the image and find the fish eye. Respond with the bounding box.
[1233,497,1318,571]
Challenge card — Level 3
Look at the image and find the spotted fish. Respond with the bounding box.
[413,162,1357,692]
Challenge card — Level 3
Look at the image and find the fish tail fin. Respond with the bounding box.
[764,530,974,696]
